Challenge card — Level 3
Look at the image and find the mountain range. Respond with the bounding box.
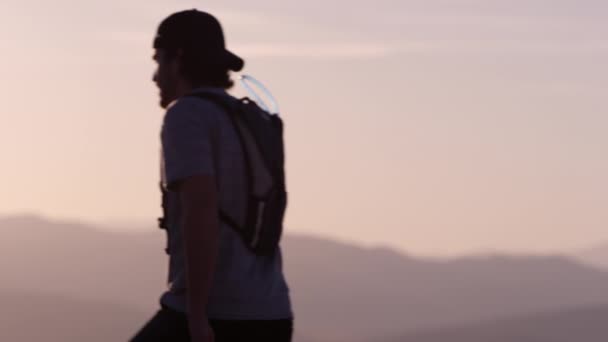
[2,214,608,341]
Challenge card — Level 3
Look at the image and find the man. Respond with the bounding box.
[131,10,293,342]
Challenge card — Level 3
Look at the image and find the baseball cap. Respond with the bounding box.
[153,9,244,72]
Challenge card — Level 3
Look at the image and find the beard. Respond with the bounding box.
[160,94,171,109]
[156,70,180,109]
[159,88,176,109]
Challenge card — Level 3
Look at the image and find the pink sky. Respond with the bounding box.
[1,0,607,256]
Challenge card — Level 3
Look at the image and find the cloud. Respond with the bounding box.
[232,42,397,59]
[231,39,608,60]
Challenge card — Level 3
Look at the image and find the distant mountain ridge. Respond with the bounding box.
[384,305,608,342]
[576,243,608,271]
[3,214,608,342]
[0,291,145,342]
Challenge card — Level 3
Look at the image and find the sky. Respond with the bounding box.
[1,0,607,256]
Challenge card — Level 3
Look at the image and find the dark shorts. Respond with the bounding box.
[130,305,293,342]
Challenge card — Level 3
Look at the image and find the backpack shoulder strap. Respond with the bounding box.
[185,92,248,233]
[186,92,239,116]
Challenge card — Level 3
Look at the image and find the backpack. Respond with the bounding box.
[159,92,287,257]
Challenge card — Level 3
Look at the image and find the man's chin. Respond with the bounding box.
[160,96,172,109]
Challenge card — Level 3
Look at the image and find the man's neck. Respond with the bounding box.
[175,79,194,99]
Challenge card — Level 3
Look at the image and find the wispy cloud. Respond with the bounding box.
[232,43,398,59]
[232,40,608,59]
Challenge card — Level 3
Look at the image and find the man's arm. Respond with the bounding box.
[178,174,220,342]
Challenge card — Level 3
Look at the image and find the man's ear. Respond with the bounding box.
[172,48,185,71]
[167,48,183,73]
[174,48,185,65]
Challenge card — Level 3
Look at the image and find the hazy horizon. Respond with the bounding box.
[2,0,607,257]
[2,212,606,260]
[4,215,608,342]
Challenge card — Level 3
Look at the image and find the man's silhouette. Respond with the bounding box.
[131,9,293,342]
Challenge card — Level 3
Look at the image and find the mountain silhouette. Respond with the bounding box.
[3,215,608,342]
[383,305,608,342]
[0,291,145,342]
[283,235,608,341]
[576,243,608,271]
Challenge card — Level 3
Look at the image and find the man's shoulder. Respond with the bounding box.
[168,96,220,116]
[164,93,232,126]
[171,90,237,119]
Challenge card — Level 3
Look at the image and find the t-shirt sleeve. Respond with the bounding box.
[161,98,217,189]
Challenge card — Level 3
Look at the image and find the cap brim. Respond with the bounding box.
[225,50,244,72]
